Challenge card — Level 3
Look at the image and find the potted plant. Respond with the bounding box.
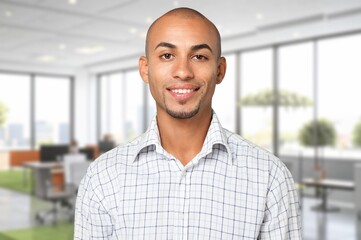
[353,119,361,148]
[0,101,8,127]
[239,88,312,107]
[299,119,336,179]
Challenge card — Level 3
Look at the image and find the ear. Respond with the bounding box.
[139,56,149,84]
[216,57,227,84]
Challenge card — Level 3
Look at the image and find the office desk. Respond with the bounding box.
[302,178,355,211]
[23,162,63,199]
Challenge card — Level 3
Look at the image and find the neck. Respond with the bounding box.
[157,109,212,166]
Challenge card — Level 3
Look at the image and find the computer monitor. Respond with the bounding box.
[40,144,69,162]
[79,147,95,161]
[98,140,115,154]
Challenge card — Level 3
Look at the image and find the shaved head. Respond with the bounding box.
[145,7,222,58]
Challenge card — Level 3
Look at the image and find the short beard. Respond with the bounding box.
[165,105,200,119]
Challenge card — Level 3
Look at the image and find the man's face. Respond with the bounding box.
[139,15,226,119]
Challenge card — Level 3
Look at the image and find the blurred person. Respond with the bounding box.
[68,139,79,154]
[74,7,301,239]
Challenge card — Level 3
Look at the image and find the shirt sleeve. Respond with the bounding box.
[258,160,302,240]
[74,167,115,239]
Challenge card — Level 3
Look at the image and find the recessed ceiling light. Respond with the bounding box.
[256,13,263,20]
[76,45,105,55]
[5,10,13,17]
[59,44,67,50]
[292,32,300,38]
[129,28,138,34]
[68,0,77,5]
[36,55,56,62]
[139,32,147,38]
[146,17,153,24]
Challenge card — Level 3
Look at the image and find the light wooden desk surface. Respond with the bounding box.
[302,178,354,191]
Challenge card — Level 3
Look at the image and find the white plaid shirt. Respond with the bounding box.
[74,112,301,239]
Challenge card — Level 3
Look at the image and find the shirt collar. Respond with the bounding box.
[199,111,233,165]
[131,111,233,165]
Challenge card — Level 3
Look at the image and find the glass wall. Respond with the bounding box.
[318,34,361,159]
[240,49,274,152]
[278,42,314,157]
[0,74,31,149]
[213,54,236,131]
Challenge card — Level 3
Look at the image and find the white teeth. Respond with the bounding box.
[171,89,194,94]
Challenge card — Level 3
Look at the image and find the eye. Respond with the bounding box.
[193,55,208,61]
[160,53,174,60]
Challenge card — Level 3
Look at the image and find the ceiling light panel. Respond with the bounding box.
[13,38,66,53]
[22,0,133,14]
[0,28,50,50]
[66,21,135,42]
[25,11,88,31]
[101,0,172,26]
[1,0,361,68]
[0,2,44,24]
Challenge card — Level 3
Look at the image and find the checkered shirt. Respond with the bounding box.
[74,112,301,239]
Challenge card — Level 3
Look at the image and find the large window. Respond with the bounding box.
[100,73,124,143]
[35,76,71,146]
[100,69,148,144]
[213,54,236,131]
[97,32,361,160]
[146,83,157,123]
[318,34,361,159]
[240,49,274,152]
[0,72,72,150]
[278,42,314,157]
[124,70,145,140]
[0,74,31,149]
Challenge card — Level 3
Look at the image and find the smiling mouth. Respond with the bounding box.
[170,88,199,94]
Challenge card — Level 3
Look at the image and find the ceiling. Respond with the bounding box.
[1,0,361,70]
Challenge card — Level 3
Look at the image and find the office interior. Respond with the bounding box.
[0,0,361,239]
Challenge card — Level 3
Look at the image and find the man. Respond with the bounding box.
[74,7,301,239]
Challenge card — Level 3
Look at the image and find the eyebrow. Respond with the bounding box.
[191,44,213,53]
[155,42,176,50]
[154,42,213,53]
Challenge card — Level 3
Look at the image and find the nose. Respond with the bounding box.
[172,57,194,81]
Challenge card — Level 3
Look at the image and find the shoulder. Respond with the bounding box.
[84,136,142,188]
[223,128,290,178]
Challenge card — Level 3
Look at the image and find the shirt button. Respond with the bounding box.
[181,171,186,176]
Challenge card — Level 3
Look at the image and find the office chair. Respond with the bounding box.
[63,153,87,185]
[65,159,90,220]
[35,169,74,225]
[35,154,89,225]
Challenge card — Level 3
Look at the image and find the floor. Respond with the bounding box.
[0,188,34,231]
[0,187,360,239]
[301,197,360,240]
[0,188,68,232]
